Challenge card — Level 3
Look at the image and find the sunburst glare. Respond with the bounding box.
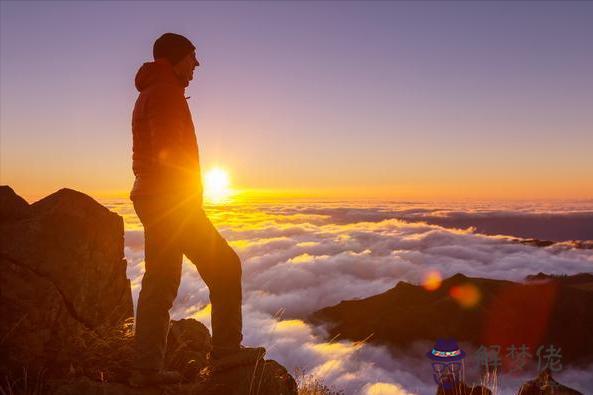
[203,167,232,204]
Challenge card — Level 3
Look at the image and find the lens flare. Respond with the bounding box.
[422,270,442,291]
[449,283,481,308]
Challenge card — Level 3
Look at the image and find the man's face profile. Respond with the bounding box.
[174,50,199,82]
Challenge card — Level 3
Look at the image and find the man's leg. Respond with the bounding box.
[133,198,184,371]
[180,206,243,355]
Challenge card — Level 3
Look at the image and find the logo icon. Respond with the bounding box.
[426,338,466,390]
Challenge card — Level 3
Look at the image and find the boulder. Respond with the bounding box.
[517,368,583,395]
[0,187,133,373]
[0,185,30,221]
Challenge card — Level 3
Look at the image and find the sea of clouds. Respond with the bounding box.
[104,199,593,395]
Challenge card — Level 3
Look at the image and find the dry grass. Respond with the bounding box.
[479,367,499,395]
[294,368,344,395]
[0,368,47,395]
[67,316,136,382]
[1,317,136,394]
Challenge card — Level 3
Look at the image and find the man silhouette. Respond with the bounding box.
[129,33,265,386]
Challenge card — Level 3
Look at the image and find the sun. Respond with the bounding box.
[204,167,232,203]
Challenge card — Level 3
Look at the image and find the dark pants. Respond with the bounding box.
[132,194,242,371]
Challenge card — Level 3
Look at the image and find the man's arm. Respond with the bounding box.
[147,87,194,185]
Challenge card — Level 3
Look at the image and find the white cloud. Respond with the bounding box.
[111,200,593,395]
[362,382,413,395]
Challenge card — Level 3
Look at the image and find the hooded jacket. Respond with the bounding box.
[130,59,202,203]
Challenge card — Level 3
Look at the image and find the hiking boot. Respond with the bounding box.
[207,346,266,373]
[128,368,183,387]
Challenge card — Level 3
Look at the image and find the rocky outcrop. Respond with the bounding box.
[0,186,297,395]
[311,273,593,366]
[0,185,29,221]
[524,272,593,287]
[517,368,583,395]
[47,318,297,395]
[515,239,593,250]
[0,186,133,372]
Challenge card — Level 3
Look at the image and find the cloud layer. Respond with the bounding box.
[105,199,593,394]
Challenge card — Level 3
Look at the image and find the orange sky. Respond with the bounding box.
[2,2,592,203]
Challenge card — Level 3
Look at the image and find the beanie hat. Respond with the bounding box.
[153,33,196,66]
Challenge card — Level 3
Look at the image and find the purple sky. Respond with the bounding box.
[1,1,592,200]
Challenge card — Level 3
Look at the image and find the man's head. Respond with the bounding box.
[153,33,200,83]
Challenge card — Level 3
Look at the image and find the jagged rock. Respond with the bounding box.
[1,187,132,330]
[512,238,593,250]
[164,318,212,380]
[516,238,556,248]
[525,272,593,287]
[0,187,297,395]
[198,359,297,395]
[49,357,297,395]
[311,273,593,365]
[1,187,133,373]
[517,368,583,395]
[0,185,30,221]
[44,318,297,395]
[0,255,93,369]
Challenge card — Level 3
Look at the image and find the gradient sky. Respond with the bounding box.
[1,1,592,201]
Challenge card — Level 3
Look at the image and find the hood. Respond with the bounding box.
[134,59,188,92]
